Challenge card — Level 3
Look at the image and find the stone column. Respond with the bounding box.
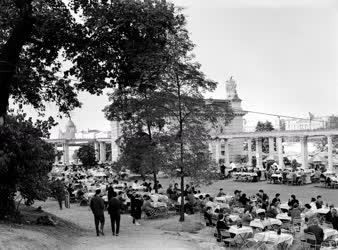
[255,138,263,169]
[54,144,58,164]
[327,135,333,172]
[111,121,120,162]
[62,141,69,165]
[94,142,100,162]
[300,136,308,169]
[268,137,275,157]
[247,139,253,166]
[223,139,230,167]
[99,142,106,163]
[215,139,221,165]
[277,137,284,169]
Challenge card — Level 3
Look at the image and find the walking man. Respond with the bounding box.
[108,191,122,236]
[90,189,105,236]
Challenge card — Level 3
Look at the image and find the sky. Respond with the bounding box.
[22,0,338,138]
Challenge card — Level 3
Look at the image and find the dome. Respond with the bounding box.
[66,118,76,128]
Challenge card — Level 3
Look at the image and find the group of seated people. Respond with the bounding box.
[200,188,338,246]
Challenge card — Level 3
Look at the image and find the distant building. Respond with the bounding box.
[284,116,328,131]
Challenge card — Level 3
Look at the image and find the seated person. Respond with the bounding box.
[315,196,323,209]
[241,210,253,225]
[326,204,335,223]
[217,188,225,197]
[239,193,250,207]
[331,208,338,230]
[216,213,231,241]
[304,218,324,246]
[142,195,154,216]
[304,204,316,222]
[288,203,302,220]
[266,205,278,218]
[203,206,213,226]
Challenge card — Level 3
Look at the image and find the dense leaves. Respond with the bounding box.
[77,144,97,168]
[0,112,55,217]
[0,0,179,121]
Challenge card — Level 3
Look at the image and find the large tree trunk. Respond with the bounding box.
[0,2,34,125]
[0,181,16,219]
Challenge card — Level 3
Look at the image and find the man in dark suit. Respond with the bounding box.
[90,189,105,236]
[108,191,122,236]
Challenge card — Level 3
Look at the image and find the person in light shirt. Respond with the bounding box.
[310,197,317,211]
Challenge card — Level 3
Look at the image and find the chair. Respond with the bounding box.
[302,232,318,249]
[292,218,302,235]
[216,229,231,242]
[224,232,253,248]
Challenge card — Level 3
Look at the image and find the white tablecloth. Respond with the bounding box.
[250,218,282,229]
[276,213,292,221]
[254,231,294,247]
[280,203,290,210]
[228,225,253,235]
[324,228,338,240]
[271,174,282,178]
[229,214,241,222]
[215,195,233,202]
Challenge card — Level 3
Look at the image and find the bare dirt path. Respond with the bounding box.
[37,200,204,250]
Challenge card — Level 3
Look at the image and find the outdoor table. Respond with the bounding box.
[271,174,282,178]
[253,231,294,247]
[276,213,292,221]
[215,195,233,203]
[250,218,282,229]
[228,225,253,235]
[280,203,290,211]
[194,193,208,198]
[229,214,241,222]
[324,228,338,240]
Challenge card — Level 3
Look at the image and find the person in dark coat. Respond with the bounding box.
[131,193,143,225]
[107,191,122,236]
[90,189,105,236]
[107,184,115,202]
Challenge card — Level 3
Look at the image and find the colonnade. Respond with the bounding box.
[213,134,335,172]
[54,140,113,165]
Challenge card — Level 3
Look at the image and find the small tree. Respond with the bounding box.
[77,145,97,168]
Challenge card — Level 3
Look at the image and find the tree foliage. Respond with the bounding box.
[0,0,179,123]
[77,145,97,168]
[0,112,55,217]
[106,7,234,221]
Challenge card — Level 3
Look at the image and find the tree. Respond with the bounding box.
[153,14,234,221]
[0,0,179,124]
[104,85,167,193]
[0,111,55,217]
[77,145,97,168]
[255,121,274,132]
[244,121,275,154]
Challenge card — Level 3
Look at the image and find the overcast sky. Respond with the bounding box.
[22,0,338,138]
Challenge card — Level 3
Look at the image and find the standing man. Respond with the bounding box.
[90,189,105,236]
[108,192,122,236]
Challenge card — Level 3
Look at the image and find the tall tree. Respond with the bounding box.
[154,13,234,221]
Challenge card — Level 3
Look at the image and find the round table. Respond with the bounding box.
[254,231,294,247]
[228,225,253,235]
[276,213,292,221]
[324,228,338,240]
[250,218,282,229]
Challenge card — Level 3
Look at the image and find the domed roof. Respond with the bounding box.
[66,118,76,128]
